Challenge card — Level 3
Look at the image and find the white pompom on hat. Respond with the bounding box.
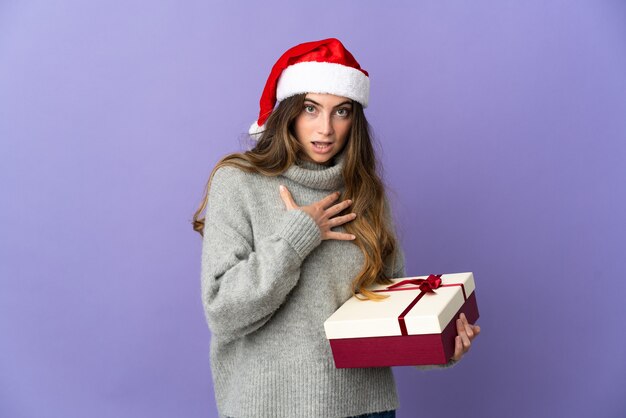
[249,38,369,139]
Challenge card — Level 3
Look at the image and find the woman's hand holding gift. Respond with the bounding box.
[451,313,481,362]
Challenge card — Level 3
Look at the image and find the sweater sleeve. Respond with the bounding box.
[389,245,406,279]
[382,193,406,279]
[200,167,322,343]
[413,358,458,371]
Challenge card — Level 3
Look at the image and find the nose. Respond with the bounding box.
[317,113,334,136]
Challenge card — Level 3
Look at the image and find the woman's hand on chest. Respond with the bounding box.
[279,185,357,241]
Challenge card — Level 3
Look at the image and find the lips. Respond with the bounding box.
[311,141,334,154]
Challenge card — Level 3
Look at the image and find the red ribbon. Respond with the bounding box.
[374,274,467,336]
[387,274,443,293]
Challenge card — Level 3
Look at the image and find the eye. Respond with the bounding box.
[336,108,351,117]
[304,105,316,114]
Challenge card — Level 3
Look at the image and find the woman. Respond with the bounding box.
[192,38,479,418]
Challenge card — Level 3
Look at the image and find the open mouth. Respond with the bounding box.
[312,142,333,150]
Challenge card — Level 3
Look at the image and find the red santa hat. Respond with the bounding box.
[249,38,370,138]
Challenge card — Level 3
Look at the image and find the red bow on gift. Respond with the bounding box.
[374,274,467,336]
[386,274,443,293]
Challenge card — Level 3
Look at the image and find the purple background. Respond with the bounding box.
[1,1,625,417]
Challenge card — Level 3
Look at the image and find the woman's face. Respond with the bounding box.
[293,93,353,165]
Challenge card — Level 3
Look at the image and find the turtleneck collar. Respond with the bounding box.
[281,150,346,190]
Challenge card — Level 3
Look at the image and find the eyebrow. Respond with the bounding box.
[304,98,353,107]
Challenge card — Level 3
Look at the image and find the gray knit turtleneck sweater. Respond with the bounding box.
[200,150,449,418]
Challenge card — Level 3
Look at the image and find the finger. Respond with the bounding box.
[279,185,298,210]
[473,324,481,335]
[318,191,341,208]
[459,313,474,338]
[457,318,471,349]
[327,213,357,227]
[323,231,356,241]
[325,199,353,217]
[463,319,474,341]
[452,336,463,361]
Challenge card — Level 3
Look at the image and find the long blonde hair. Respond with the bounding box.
[192,93,398,300]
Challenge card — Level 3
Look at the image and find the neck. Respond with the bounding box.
[296,156,336,170]
[282,150,346,190]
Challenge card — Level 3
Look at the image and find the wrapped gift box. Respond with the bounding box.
[324,272,479,368]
